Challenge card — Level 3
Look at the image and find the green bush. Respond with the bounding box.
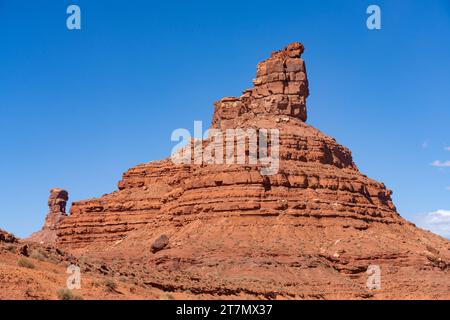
[17,258,35,269]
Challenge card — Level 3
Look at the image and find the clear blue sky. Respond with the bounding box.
[1,0,449,238]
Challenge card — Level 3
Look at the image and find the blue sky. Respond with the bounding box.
[0,0,449,238]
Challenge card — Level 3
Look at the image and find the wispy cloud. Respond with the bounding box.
[412,209,450,239]
[431,160,450,167]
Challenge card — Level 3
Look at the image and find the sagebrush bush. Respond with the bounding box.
[57,288,83,300]
[102,279,117,292]
[159,293,175,300]
[30,249,47,261]
[17,258,35,269]
[5,244,17,252]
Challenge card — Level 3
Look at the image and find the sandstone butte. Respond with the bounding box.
[1,42,449,300]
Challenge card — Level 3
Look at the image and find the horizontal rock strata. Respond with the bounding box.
[32,42,450,299]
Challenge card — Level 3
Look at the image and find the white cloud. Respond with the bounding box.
[431,160,450,167]
[412,210,450,239]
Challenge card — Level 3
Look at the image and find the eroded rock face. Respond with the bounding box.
[28,188,68,244]
[0,229,17,244]
[57,43,397,247]
[45,188,68,228]
[211,42,309,129]
[37,43,450,299]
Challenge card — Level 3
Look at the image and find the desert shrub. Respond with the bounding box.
[17,258,35,269]
[57,288,83,300]
[73,294,83,300]
[159,293,175,300]
[102,279,117,292]
[30,249,47,261]
[5,244,17,252]
[91,280,101,288]
[91,278,118,292]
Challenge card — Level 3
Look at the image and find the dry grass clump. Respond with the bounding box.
[56,288,83,300]
[17,257,35,269]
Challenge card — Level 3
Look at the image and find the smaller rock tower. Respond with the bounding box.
[28,188,69,244]
[211,42,309,130]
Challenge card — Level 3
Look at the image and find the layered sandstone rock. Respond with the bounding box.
[212,42,309,128]
[35,43,450,299]
[0,229,17,244]
[28,188,68,244]
[57,42,398,246]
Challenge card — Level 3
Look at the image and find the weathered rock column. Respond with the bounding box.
[211,42,310,129]
[27,188,69,244]
[44,188,69,228]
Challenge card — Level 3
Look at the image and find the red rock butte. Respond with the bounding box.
[31,42,450,299]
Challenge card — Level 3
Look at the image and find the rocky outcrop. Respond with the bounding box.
[56,42,398,247]
[151,234,169,253]
[212,42,309,128]
[28,188,68,244]
[0,229,17,243]
[33,42,450,299]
